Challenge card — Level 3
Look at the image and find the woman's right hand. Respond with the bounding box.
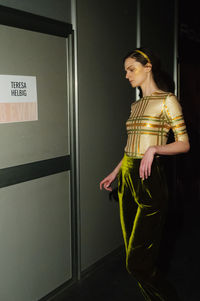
[99,171,117,191]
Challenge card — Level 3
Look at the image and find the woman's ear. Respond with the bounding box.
[145,63,152,72]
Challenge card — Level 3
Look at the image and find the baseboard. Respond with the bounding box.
[81,245,124,279]
[39,245,124,301]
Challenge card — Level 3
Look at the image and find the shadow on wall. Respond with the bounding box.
[178,0,200,212]
[177,59,200,204]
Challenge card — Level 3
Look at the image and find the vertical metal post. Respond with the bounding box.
[136,0,141,49]
[173,0,179,205]
[67,0,81,281]
[136,0,141,101]
[174,0,179,97]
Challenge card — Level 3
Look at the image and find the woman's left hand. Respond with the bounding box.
[139,146,157,180]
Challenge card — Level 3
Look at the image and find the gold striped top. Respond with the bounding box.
[124,91,189,158]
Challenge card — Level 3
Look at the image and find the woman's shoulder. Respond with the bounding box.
[164,92,183,114]
[153,91,180,103]
[152,90,175,98]
[165,92,179,103]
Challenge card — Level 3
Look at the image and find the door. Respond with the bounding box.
[0,9,73,301]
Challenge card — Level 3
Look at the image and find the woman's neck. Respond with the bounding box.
[140,76,160,97]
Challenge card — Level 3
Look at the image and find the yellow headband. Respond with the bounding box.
[135,50,151,63]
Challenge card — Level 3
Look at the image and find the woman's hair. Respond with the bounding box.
[124,47,175,94]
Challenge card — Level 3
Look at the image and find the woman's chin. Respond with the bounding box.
[130,82,137,88]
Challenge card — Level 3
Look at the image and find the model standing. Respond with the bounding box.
[100,48,190,300]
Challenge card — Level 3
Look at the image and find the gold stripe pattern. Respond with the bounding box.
[124,92,189,157]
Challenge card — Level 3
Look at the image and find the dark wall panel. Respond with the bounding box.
[141,0,175,76]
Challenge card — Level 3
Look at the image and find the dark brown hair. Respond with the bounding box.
[124,47,175,94]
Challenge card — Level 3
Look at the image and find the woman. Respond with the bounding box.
[100,48,190,300]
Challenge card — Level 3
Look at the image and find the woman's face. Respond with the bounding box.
[124,57,150,88]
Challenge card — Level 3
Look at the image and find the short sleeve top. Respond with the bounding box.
[124,91,189,158]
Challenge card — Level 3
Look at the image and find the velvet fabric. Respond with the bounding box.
[118,154,180,300]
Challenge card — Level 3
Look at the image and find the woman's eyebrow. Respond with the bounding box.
[125,65,134,70]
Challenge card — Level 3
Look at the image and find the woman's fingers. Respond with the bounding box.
[100,171,117,191]
[139,146,156,180]
[140,157,153,180]
[147,161,152,177]
[100,178,112,191]
[104,182,112,191]
[144,163,151,179]
[100,180,106,190]
[139,159,145,179]
[140,163,146,180]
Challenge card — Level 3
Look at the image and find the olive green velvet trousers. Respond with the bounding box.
[118,154,179,301]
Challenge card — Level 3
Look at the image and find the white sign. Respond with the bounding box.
[0,75,38,123]
[0,75,37,103]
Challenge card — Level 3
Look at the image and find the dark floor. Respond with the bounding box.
[51,251,144,301]
[51,204,199,301]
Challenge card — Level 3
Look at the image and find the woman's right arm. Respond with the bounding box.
[99,159,123,191]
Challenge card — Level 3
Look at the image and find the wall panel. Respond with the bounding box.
[0,0,71,23]
[0,172,71,301]
[140,0,175,76]
[0,25,69,168]
[0,16,72,301]
[76,0,138,271]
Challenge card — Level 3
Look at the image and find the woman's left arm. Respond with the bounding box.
[139,140,190,180]
[140,94,190,180]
